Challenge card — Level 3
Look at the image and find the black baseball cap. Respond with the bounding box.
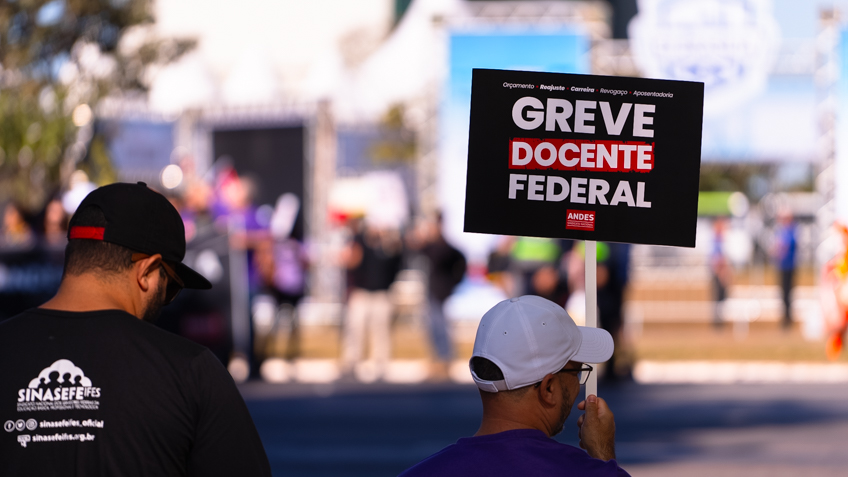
[67,182,212,290]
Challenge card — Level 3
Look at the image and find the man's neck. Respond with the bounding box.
[474,398,554,437]
[474,417,540,437]
[40,273,137,317]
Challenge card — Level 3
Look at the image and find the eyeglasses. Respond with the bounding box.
[131,253,184,304]
[534,364,594,387]
[560,365,594,385]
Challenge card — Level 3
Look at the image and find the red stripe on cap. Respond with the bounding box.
[69,226,105,240]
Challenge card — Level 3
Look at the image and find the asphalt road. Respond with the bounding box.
[240,380,848,477]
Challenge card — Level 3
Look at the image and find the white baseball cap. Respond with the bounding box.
[470,295,614,393]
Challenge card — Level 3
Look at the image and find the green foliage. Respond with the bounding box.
[83,135,117,186]
[1,0,149,72]
[699,163,814,203]
[0,86,73,211]
[0,0,194,213]
[369,104,417,164]
[697,191,734,217]
[698,164,768,193]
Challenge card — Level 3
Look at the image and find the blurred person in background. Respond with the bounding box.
[409,213,466,380]
[566,241,586,302]
[253,234,308,361]
[771,208,797,330]
[340,220,403,381]
[510,236,567,303]
[486,236,517,297]
[40,198,69,249]
[213,168,265,240]
[822,222,848,360]
[1,203,35,250]
[37,198,69,306]
[181,180,215,243]
[160,179,233,366]
[399,295,629,477]
[564,242,630,380]
[0,201,65,322]
[251,192,307,367]
[710,218,732,329]
[0,182,270,476]
[597,242,632,382]
[213,168,271,376]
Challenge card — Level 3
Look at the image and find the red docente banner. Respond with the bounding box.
[509,138,654,173]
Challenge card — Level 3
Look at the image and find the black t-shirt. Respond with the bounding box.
[350,233,402,292]
[422,238,466,302]
[0,308,271,477]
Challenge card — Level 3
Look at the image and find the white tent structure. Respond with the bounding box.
[334,0,466,121]
[148,53,217,113]
[148,0,465,120]
[221,46,281,106]
[150,0,395,114]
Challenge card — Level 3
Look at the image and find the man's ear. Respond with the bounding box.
[134,254,163,293]
[537,373,558,407]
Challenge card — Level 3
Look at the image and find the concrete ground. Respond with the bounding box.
[240,380,848,477]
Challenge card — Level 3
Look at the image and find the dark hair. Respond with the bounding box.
[64,206,133,276]
[470,357,504,381]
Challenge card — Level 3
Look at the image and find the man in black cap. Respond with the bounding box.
[0,183,271,476]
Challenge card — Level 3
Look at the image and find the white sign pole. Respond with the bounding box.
[584,240,598,398]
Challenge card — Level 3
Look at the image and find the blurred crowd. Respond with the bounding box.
[0,199,69,319]
[4,170,848,380]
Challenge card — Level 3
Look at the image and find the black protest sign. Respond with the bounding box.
[463,69,704,247]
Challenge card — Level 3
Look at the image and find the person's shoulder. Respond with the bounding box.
[117,316,229,395]
[496,433,626,475]
[0,310,35,344]
[542,439,630,476]
[34,308,208,358]
[0,309,33,329]
[398,443,464,477]
[400,431,629,477]
[126,316,209,358]
[400,431,536,477]
[0,308,78,335]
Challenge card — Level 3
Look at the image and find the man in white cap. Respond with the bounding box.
[399,295,630,476]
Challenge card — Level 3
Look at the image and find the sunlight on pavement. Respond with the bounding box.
[634,360,848,384]
[257,359,477,384]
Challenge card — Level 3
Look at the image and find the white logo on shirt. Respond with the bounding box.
[15,359,101,412]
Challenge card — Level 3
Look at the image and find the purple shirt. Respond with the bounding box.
[399,429,630,477]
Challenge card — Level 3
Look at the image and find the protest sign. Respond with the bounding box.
[464,69,704,247]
